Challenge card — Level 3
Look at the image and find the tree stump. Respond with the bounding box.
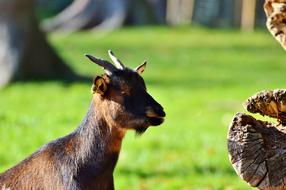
[228,90,286,190]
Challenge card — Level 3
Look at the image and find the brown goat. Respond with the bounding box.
[0,50,165,190]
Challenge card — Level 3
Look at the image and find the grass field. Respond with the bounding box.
[1,27,286,189]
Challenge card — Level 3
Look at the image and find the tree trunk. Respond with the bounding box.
[0,0,76,87]
[166,0,194,25]
[42,0,99,32]
[42,0,128,32]
[41,0,159,32]
[228,90,286,190]
[241,0,257,32]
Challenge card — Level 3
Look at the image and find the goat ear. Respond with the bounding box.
[135,61,147,74]
[92,76,108,96]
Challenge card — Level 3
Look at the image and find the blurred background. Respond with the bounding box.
[0,0,285,189]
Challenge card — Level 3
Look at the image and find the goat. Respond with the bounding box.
[0,50,166,190]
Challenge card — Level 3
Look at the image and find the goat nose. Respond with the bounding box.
[146,106,166,118]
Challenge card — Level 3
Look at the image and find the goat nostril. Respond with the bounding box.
[156,109,166,117]
[146,109,157,118]
[146,107,165,118]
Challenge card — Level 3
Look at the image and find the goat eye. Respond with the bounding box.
[121,91,131,96]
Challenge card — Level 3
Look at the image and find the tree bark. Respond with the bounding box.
[0,0,76,87]
[228,90,286,190]
[264,0,286,50]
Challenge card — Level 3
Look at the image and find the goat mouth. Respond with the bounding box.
[147,116,164,126]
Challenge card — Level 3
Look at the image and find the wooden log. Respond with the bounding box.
[264,0,286,50]
[228,89,286,190]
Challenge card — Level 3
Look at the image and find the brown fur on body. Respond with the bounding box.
[0,99,125,190]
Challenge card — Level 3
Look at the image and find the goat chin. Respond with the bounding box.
[147,117,164,126]
[134,117,164,135]
[135,127,148,135]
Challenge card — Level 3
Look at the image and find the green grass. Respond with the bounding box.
[1,27,286,189]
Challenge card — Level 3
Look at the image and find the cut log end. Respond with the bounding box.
[228,90,286,190]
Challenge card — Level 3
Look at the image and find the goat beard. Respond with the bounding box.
[135,127,148,135]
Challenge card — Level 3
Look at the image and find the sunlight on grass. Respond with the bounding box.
[1,27,286,189]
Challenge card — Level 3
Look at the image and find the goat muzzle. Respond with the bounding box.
[145,107,165,126]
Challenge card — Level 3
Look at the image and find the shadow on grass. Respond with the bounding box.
[146,78,244,90]
[6,75,242,90]
[9,74,94,87]
[193,165,235,176]
[117,165,236,179]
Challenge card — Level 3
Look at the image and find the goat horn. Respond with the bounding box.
[108,50,125,70]
[85,54,117,75]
